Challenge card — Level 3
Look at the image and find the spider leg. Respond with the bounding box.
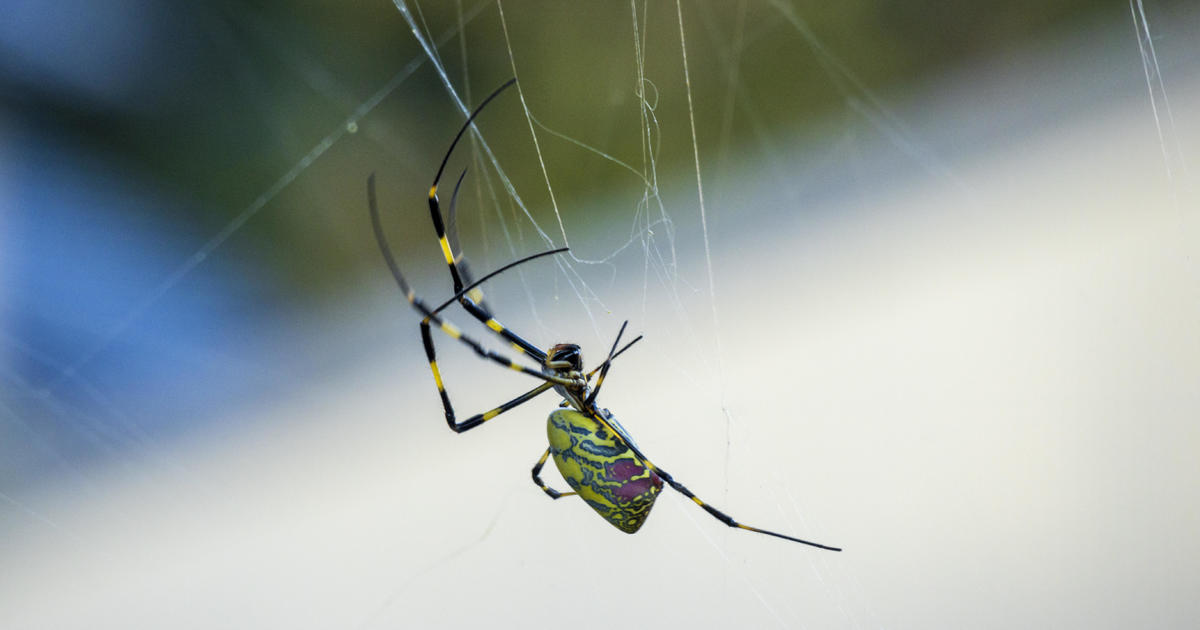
[432,376,553,434]
[584,334,644,380]
[444,169,492,314]
[429,166,547,361]
[415,313,566,432]
[531,447,576,499]
[370,173,579,391]
[586,321,631,407]
[424,78,550,362]
[414,304,574,382]
[639,459,841,552]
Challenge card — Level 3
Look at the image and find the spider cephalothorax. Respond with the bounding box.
[367,78,839,551]
[544,343,587,405]
[545,343,582,373]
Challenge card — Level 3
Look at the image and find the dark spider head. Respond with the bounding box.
[545,343,587,408]
[545,343,583,374]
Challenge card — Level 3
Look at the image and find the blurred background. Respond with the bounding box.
[2,1,1198,628]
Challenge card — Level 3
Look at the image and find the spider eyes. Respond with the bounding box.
[553,353,580,367]
[548,345,582,370]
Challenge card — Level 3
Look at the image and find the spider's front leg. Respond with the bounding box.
[428,171,548,361]
[417,320,561,433]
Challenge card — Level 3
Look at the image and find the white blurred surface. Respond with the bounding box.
[4,20,1199,630]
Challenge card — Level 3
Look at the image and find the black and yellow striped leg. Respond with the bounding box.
[531,447,576,499]
[422,78,549,362]
[416,306,570,384]
[643,462,841,552]
[584,334,644,381]
[373,173,572,389]
[437,378,554,434]
[371,173,579,431]
[585,321,629,407]
[444,169,491,314]
[428,183,547,360]
[418,320,572,433]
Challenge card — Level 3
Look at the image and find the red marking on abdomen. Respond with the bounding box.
[614,477,655,501]
[609,459,644,482]
[611,469,664,503]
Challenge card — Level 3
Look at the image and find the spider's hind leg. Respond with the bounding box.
[639,460,842,552]
[532,447,576,500]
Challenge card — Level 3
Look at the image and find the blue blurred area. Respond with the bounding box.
[0,0,289,486]
[0,116,285,485]
[0,0,190,112]
[0,0,434,493]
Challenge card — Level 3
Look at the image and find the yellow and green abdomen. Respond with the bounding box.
[547,408,663,533]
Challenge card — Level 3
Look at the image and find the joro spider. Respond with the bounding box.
[368,78,840,551]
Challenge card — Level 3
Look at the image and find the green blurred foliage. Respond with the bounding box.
[64,0,1147,304]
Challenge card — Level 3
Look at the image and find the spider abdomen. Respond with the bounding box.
[547,408,663,533]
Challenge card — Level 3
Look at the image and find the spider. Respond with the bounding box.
[368,78,840,551]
